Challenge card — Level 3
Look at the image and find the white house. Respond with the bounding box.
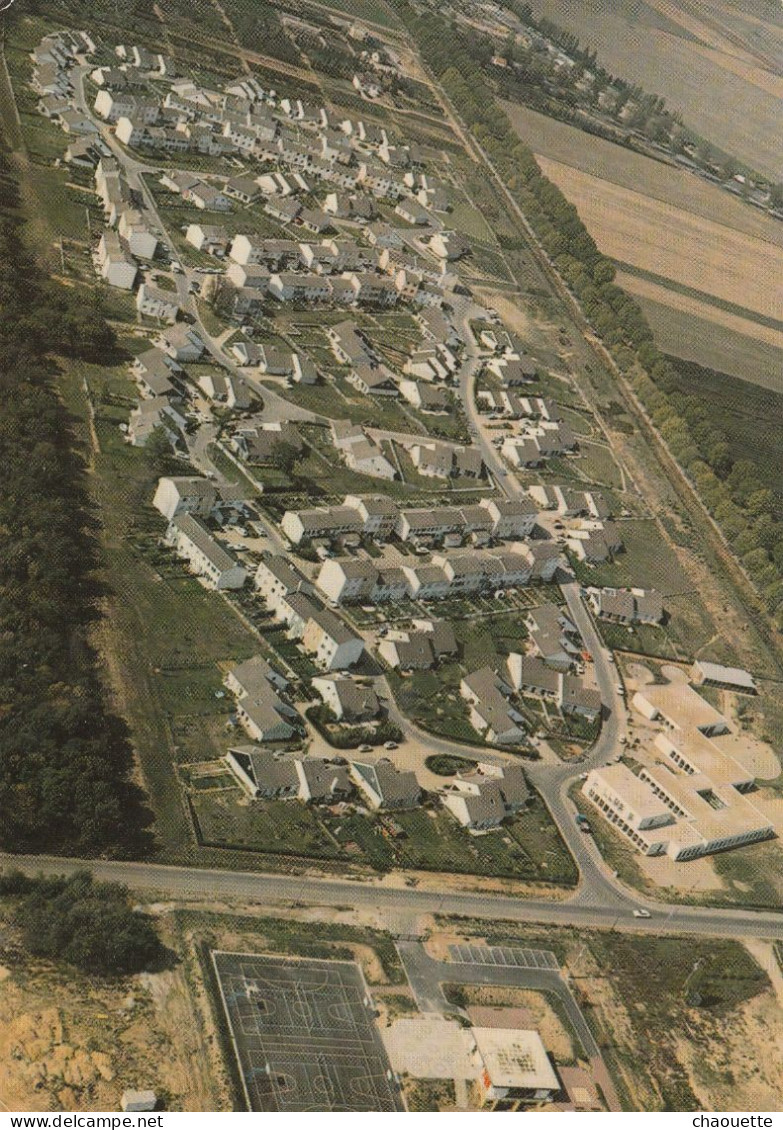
[152,475,218,522]
[97,231,137,290]
[118,209,158,260]
[165,513,247,590]
[136,283,180,323]
[302,609,364,671]
[186,224,229,255]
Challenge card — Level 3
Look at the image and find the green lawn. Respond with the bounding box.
[598,618,693,663]
[326,798,577,884]
[191,791,342,857]
[576,440,625,490]
[61,362,260,855]
[387,665,478,745]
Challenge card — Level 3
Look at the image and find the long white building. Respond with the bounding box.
[583,683,773,861]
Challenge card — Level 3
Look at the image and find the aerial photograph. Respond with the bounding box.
[0,0,782,1116]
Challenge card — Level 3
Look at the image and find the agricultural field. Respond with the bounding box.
[502,102,783,245]
[525,0,783,181]
[631,290,783,391]
[502,99,783,388]
[535,157,783,327]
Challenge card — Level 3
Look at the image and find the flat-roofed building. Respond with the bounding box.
[472,1028,560,1103]
[586,688,774,861]
[631,683,729,738]
[691,660,757,695]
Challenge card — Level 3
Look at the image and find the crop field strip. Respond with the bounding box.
[535,156,783,326]
[616,271,783,354]
[502,100,783,247]
[613,263,783,338]
[628,286,783,391]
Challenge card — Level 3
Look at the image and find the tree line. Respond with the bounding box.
[393,3,783,626]
[0,134,151,854]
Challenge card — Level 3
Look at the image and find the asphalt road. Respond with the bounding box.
[396,941,600,1058]
[2,852,781,942]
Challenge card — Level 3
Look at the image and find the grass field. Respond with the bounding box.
[191,785,577,884]
[631,288,783,390]
[59,364,260,857]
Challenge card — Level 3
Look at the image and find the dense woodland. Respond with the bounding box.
[0,871,165,974]
[393,2,783,627]
[0,133,150,854]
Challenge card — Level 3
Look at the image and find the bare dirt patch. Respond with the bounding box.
[0,936,221,1111]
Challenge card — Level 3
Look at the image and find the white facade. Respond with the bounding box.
[136,283,179,323]
[165,514,246,590]
[152,476,217,522]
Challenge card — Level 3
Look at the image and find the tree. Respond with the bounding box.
[13,872,167,975]
[269,439,300,477]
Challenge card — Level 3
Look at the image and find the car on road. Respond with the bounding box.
[616,684,624,696]
[383,741,398,750]
[633,909,651,919]
[358,744,373,753]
